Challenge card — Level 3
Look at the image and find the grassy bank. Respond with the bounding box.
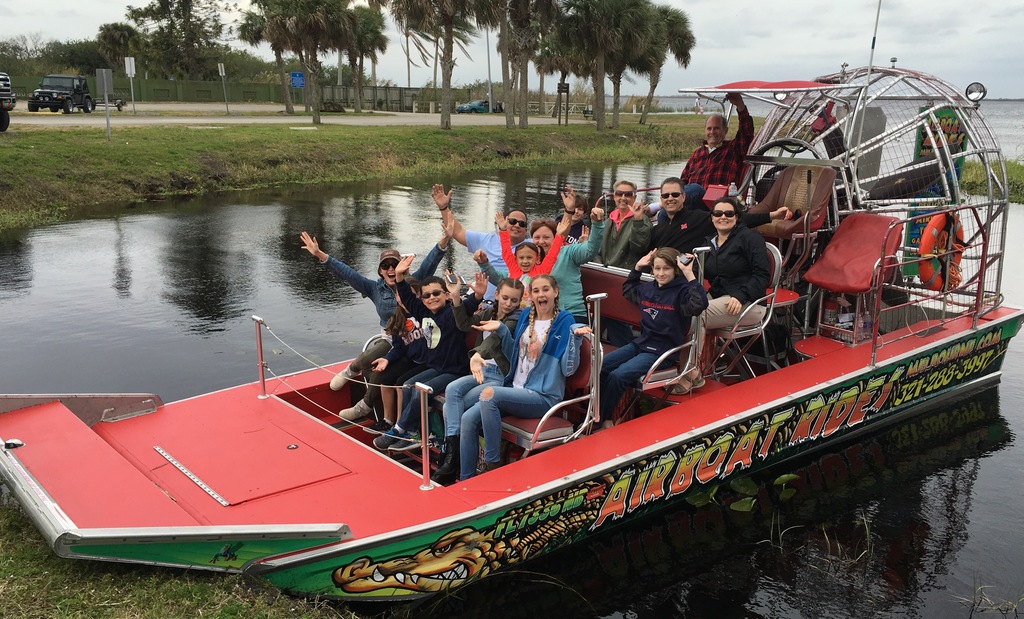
[0,120,705,231]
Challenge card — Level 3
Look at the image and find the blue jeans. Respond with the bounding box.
[396,368,462,433]
[459,386,553,480]
[442,366,504,437]
[684,183,706,210]
[599,342,660,423]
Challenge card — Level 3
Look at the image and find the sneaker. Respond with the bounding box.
[330,366,358,391]
[340,399,371,421]
[391,432,422,452]
[366,418,393,434]
[373,427,407,451]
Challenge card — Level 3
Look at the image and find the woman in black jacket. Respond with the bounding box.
[677,196,770,393]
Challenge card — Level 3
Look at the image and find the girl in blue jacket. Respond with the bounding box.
[598,247,708,428]
[459,274,592,480]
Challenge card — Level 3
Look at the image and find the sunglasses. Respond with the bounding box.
[614,190,635,198]
[420,290,447,299]
[380,261,399,270]
[661,192,683,199]
[507,218,528,227]
[711,210,737,218]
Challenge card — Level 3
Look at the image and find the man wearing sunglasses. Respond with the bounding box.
[679,92,754,209]
[432,183,529,277]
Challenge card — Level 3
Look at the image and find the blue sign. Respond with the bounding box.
[290,72,304,88]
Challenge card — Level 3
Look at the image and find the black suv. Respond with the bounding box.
[0,71,15,132]
[28,74,95,114]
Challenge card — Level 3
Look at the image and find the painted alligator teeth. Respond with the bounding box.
[371,567,385,582]
[410,574,419,585]
[394,572,405,584]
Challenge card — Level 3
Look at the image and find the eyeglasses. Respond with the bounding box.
[420,290,446,299]
[507,218,528,227]
[661,192,683,199]
[614,190,635,198]
[380,261,398,270]
[711,210,737,218]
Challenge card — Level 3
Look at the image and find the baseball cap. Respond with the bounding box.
[378,249,401,267]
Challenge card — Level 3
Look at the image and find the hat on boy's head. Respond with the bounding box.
[378,249,401,266]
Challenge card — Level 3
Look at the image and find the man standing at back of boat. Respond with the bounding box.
[679,92,754,209]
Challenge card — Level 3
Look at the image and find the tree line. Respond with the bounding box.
[2,0,694,131]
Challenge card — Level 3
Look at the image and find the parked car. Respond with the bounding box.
[0,71,15,132]
[455,99,489,114]
[27,74,95,114]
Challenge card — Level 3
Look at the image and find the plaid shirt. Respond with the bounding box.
[680,107,754,187]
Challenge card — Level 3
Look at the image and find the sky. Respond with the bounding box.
[2,0,1022,99]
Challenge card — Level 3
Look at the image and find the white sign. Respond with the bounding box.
[218,63,225,77]
[125,56,136,78]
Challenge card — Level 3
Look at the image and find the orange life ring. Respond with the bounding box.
[918,212,965,291]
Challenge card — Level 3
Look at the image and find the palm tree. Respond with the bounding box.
[557,0,652,131]
[505,0,558,128]
[97,23,141,73]
[636,6,694,125]
[276,0,357,124]
[347,6,388,113]
[535,33,587,119]
[237,1,294,114]
[390,0,492,130]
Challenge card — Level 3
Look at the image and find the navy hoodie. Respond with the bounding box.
[623,270,709,355]
[391,280,471,376]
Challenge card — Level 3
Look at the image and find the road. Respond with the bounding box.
[7,102,567,127]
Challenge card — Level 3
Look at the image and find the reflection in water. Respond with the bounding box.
[112,219,132,298]
[417,389,1010,619]
[0,233,32,301]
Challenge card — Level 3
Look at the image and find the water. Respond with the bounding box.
[2,108,1024,617]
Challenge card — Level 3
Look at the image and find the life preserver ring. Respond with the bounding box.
[918,212,965,291]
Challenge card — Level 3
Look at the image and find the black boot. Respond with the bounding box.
[431,435,460,485]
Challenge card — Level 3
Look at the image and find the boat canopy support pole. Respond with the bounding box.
[252,315,269,399]
[415,382,435,490]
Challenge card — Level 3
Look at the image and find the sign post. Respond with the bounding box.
[124,56,137,114]
[557,82,569,126]
[218,62,229,115]
[96,68,113,141]
[290,72,304,108]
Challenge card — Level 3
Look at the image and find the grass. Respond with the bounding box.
[0,487,357,619]
[0,118,707,232]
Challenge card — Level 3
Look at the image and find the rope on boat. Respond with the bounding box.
[258,322,431,443]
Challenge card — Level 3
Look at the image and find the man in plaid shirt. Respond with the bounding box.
[680,92,754,209]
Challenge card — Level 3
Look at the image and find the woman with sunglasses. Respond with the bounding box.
[299,226,451,422]
[600,180,651,269]
[676,195,769,393]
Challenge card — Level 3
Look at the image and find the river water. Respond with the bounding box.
[1,111,1023,617]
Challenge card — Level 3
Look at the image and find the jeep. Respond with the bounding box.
[0,71,15,132]
[27,74,95,114]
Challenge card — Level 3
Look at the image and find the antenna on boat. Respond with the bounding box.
[851,0,885,198]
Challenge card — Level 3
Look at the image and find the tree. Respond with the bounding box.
[97,23,141,73]
[557,0,651,131]
[346,6,388,113]
[126,0,229,80]
[505,0,558,127]
[274,0,357,124]
[636,6,694,125]
[390,0,491,130]
[535,33,588,119]
[237,0,295,114]
[603,0,657,128]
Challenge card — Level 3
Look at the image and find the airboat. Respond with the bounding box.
[0,64,1020,601]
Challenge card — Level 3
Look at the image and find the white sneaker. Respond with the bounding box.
[340,399,372,421]
[330,366,358,391]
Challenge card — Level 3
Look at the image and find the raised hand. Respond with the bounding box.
[494,210,508,231]
[472,249,488,265]
[590,206,605,222]
[470,271,489,299]
[432,184,452,210]
[556,213,572,237]
[560,185,577,212]
[444,270,462,296]
[395,253,415,278]
[299,231,321,257]
[578,225,590,243]
[629,199,647,220]
[635,248,656,270]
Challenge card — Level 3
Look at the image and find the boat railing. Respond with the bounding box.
[867,202,1000,364]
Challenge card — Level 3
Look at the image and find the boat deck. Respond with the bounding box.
[4,308,1015,544]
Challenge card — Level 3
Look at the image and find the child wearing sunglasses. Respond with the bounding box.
[372,255,476,452]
